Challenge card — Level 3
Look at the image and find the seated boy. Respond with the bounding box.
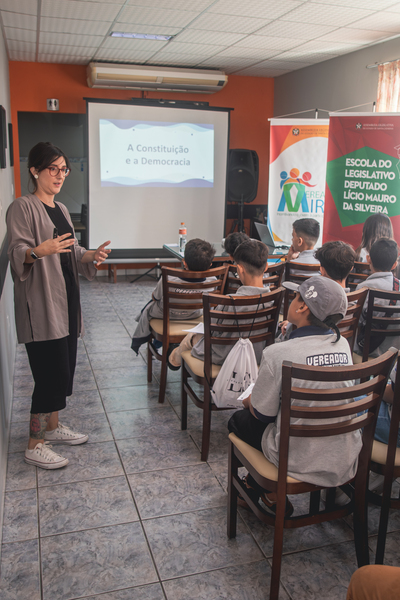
[354,237,400,358]
[229,276,361,515]
[131,238,215,354]
[223,232,249,261]
[286,217,321,265]
[168,239,270,368]
[279,240,356,339]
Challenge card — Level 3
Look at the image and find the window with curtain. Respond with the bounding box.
[376,60,400,112]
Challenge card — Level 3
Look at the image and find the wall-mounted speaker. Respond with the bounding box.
[227,149,259,204]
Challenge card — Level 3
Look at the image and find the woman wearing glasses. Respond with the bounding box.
[6,141,110,469]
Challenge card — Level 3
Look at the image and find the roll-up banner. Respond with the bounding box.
[268,119,329,247]
[324,113,400,244]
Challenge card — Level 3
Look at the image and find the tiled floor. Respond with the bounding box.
[2,276,400,600]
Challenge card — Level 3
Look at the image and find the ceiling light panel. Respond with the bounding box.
[255,21,338,39]
[40,17,111,35]
[235,36,302,51]
[175,29,245,46]
[41,0,121,21]
[4,27,36,42]
[188,13,270,34]
[1,12,36,29]
[110,23,181,35]
[160,41,226,55]
[208,0,302,20]
[120,7,198,27]
[39,32,105,46]
[127,0,214,9]
[350,12,400,32]
[102,37,168,51]
[280,4,374,26]
[0,0,37,15]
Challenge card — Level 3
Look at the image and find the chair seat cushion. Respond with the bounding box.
[229,433,300,483]
[371,440,400,466]
[181,350,221,379]
[149,316,202,336]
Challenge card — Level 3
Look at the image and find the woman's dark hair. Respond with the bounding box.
[355,214,393,259]
[28,142,71,193]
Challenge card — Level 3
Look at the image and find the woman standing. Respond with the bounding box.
[7,142,110,469]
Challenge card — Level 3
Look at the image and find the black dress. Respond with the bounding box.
[25,203,81,414]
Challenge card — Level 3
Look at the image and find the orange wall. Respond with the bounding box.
[9,62,274,226]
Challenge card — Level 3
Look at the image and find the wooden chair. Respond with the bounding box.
[181,287,284,461]
[147,265,228,404]
[282,261,321,319]
[224,261,285,295]
[346,261,371,292]
[359,288,400,362]
[337,288,368,353]
[227,349,397,600]
[369,352,400,564]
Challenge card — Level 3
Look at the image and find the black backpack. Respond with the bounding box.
[357,276,400,354]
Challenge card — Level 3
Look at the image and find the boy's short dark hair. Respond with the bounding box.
[184,238,215,271]
[224,232,249,257]
[314,241,356,281]
[293,218,320,246]
[369,238,398,272]
[233,240,268,276]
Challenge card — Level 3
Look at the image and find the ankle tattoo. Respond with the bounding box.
[30,413,51,439]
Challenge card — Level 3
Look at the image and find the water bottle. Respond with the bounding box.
[179,222,187,253]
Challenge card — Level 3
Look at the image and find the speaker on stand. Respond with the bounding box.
[227,149,259,234]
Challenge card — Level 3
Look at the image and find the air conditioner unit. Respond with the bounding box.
[86,63,228,94]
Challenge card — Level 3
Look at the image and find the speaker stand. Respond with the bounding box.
[229,195,246,234]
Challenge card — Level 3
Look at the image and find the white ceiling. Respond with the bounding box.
[1,0,400,77]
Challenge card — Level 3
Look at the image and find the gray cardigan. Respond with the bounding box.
[6,194,97,343]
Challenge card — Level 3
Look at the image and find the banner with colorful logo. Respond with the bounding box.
[268,119,329,246]
[324,113,400,244]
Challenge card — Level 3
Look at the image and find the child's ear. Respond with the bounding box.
[320,266,327,278]
[297,236,304,248]
[182,260,188,269]
[391,260,398,271]
[366,254,371,265]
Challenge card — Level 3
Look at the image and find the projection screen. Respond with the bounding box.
[87,100,230,254]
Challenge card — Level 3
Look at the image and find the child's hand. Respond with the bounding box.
[287,245,299,261]
[280,320,289,335]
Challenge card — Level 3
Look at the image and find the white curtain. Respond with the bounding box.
[376,60,400,112]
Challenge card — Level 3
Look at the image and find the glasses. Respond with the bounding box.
[47,166,70,177]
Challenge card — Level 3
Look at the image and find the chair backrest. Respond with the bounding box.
[337,288,368,353]
[361,288,400,361]
[346,261,371,292]
[277,349,397,492]
[283,261,321,319]
[161,265,228,334]
[224,261,285,295]
[202,287,285,380]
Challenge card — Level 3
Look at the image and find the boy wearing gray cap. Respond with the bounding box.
[228,276,362,516]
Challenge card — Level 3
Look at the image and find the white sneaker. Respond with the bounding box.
[321,488,350,506]
[25,442,69,469]
[44,422,88,446]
